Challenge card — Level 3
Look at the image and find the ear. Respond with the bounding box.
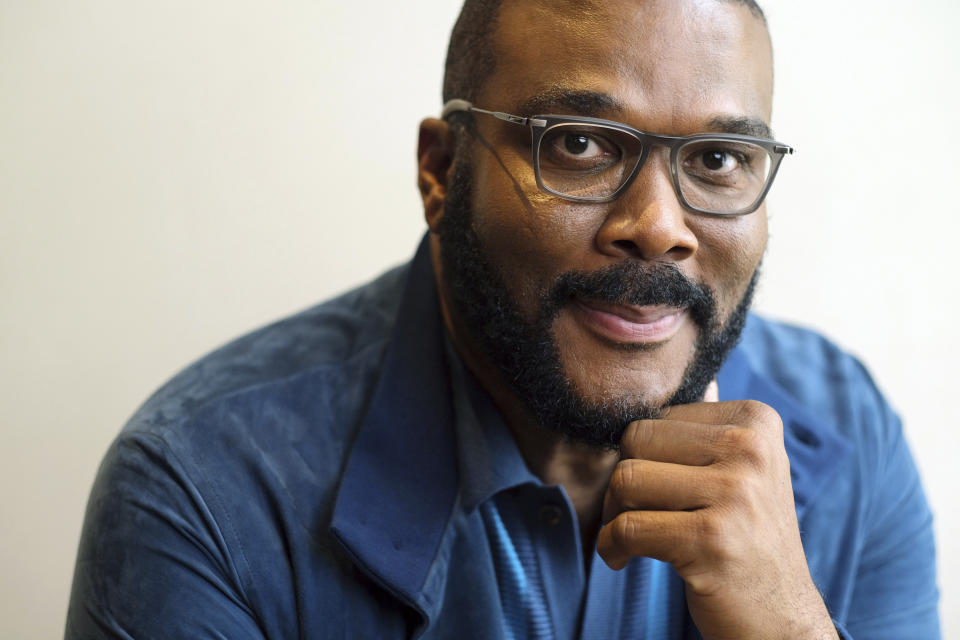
[417,117,456,232]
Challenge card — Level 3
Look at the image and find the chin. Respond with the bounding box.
[553,315,698,410]
[568,368,684,413]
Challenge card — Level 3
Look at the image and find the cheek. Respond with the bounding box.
[468,155,601,313]
[691,212,767,316]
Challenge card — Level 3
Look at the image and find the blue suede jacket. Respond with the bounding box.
[67,237,940,638]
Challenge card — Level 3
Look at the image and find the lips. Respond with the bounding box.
[571,297,687,344]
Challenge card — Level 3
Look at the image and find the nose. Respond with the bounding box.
[594,153,698,261]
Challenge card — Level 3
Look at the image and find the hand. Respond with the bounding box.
[597,387,838,640]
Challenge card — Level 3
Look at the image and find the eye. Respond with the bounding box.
[539,127,622,171]
[562,133,600,157]
[692,149,741,174]
[679,140,765,189]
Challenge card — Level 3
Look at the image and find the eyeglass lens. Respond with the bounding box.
[535,124,773,212]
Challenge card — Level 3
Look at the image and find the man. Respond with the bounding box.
[67,0,939,638]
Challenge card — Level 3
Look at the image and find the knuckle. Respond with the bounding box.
[609,460,631,491]
[721,425,757,452]
[608,459,641,498]
[735,399,782,432]
[721,426,768,470]
[622,419,656,457]
[694,511,719,542]
[721,425,753,447]
[609,513,640,548]
[694,511,730,557]
[714,470,754,501]
[684,571,722,597]
[711,468,767,519]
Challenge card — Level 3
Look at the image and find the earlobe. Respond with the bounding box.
[417,118,455,232]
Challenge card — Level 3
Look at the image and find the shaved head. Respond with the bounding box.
[443,0,768,106]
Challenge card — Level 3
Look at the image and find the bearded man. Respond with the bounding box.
[67,1,940,638]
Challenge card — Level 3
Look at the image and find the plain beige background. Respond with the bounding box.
[2,1,958,637]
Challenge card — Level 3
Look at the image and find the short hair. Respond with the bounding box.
[442,0,767,106]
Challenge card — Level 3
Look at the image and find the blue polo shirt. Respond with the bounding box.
[66,235,940,639]
[446,336,688,639]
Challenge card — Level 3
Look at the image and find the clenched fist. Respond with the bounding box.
[597,390,839,640]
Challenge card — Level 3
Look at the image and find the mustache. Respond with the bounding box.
[542,261,717,329]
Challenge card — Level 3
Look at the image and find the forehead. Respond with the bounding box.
[483,0,773,133]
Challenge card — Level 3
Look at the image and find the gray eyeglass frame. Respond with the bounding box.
[441,98,795,216]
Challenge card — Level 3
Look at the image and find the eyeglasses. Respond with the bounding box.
[441,99,794,216]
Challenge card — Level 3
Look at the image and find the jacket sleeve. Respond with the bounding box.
[841,375,941,639]
[66,431,267,640]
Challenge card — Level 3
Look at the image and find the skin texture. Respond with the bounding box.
[418,0,838,637]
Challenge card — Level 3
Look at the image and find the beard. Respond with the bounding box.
[437,158,758,450]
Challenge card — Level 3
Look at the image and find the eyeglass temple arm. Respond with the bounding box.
[441,99,547,128]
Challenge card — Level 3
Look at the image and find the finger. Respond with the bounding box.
[660,399,782,433]
[597,510,698,571]
[602,458,714,524]
[703,379,719,403]
[620,418,728,465]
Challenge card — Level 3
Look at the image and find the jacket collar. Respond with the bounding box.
[332,235,852,619]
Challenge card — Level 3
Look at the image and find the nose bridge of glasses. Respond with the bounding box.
[621,145,684,207]
[597,149,699,261]
[609,134,681,206]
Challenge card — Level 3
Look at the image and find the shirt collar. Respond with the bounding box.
[330,235,459,620]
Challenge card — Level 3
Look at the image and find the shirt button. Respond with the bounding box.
[539,504,563,526]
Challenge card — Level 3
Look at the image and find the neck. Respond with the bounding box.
[485,361,618,561]
[506,412,618,552]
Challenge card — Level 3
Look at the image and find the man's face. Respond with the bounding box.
[435,0,773,447]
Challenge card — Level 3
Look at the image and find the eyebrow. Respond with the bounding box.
[708,116,773,140]
[514,88,624,118]
[513,88,774,140]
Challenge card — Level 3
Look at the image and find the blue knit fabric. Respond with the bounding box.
[66,237,940,638]
[478,492,688,640]
[481,499,554,640]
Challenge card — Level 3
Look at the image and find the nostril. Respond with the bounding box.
[612,239,640,254]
